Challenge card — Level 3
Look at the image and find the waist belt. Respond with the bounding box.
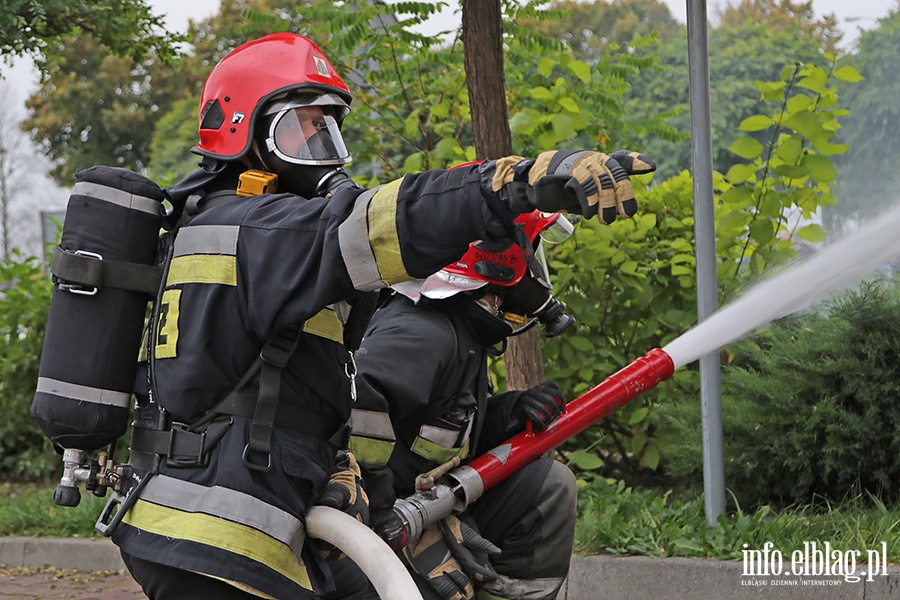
[131,400,349,469]
[212,391,350,448]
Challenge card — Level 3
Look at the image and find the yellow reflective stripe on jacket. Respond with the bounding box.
[367,178,406,285]
[337,179,410,291]
[302,308,343,344]
[166,255,237,286]
[411,436,470,463]
[122,499,311,590]
[349,436,395,467]
[137,474,305,553]
[349,408,396,466]
[166,224,240,287]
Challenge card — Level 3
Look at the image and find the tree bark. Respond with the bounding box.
[462,0,544,390]
[462,0,512,158]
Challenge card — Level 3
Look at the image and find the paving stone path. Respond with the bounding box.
[0,566,144,599]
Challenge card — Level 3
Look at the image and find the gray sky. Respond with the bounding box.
[0,0,895,253]
[4,0,898,107]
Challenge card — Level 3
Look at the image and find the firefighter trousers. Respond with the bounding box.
[360,457,577,600]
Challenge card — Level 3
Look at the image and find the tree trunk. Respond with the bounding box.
[462,0,544,390]
[462,0,512,158]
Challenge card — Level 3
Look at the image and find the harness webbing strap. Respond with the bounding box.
[242,325,302,471]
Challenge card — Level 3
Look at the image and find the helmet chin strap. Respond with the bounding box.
[472,291,503,316]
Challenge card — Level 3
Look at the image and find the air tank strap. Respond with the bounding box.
[51,247,163,296]
[129,409,233,468]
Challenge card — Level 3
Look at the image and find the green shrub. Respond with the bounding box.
[660,278,900,507]
[543,58,855,485]
[0,252,57,480]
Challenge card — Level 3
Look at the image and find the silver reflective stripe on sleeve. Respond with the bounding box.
[339,187,381,291]
[410,420,473,463]
[36,377,131,408]
[419,423,468,448]
[329,301,352,325]
[72,181,160,216]
[350,409,395,441]
[137,474,306,558]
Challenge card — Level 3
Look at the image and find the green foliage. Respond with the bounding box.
[576,477,900,562]
[627,20,827,179]
[147,95,202,186]
[293,0,672,183]
[661,280,900,507]
[718,58,852,280]
[505,34,680,154]
[294,1,471,180]
[0,252,56,480]
[21,0,319,186]
[0,0,184,67]
[543,175,700,478]
[22,36,201,185]
[537,0,682,65]
[547,59,855,484]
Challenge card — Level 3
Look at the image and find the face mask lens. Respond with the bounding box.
[539,214,577,244]
[270,107,350,164]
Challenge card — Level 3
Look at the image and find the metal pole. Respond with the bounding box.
[685,0,726,526]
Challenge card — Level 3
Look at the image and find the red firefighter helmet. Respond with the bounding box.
[392,210,575,302]
[441,211,564,286]
[194,32,352,161]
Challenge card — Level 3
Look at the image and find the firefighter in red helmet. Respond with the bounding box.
[104,30,654,600]
[349,208,651,597]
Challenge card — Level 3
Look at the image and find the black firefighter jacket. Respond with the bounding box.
[111,166,514,600]
[351,292,516,515]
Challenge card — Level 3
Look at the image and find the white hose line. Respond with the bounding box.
[306,506,424,600]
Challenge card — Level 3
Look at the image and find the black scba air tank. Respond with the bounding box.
[31,166,164,452]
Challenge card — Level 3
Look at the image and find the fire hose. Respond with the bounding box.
[49,348,673,596]
[54,451,426,600]
[394,348,675,545]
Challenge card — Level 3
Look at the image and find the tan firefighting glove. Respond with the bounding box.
[488,149,656,224]
[316,450,369,560]
[401,515,501,600]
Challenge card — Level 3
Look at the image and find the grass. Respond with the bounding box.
[4,478,900,567]
[575,477,900,563]
[0,482,108,537]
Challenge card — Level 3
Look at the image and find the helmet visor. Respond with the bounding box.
[539,213,577,244]
[267,105,351,166]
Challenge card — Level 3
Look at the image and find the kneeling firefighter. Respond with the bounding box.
[30,31,652,600]
[350,158,656,599]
